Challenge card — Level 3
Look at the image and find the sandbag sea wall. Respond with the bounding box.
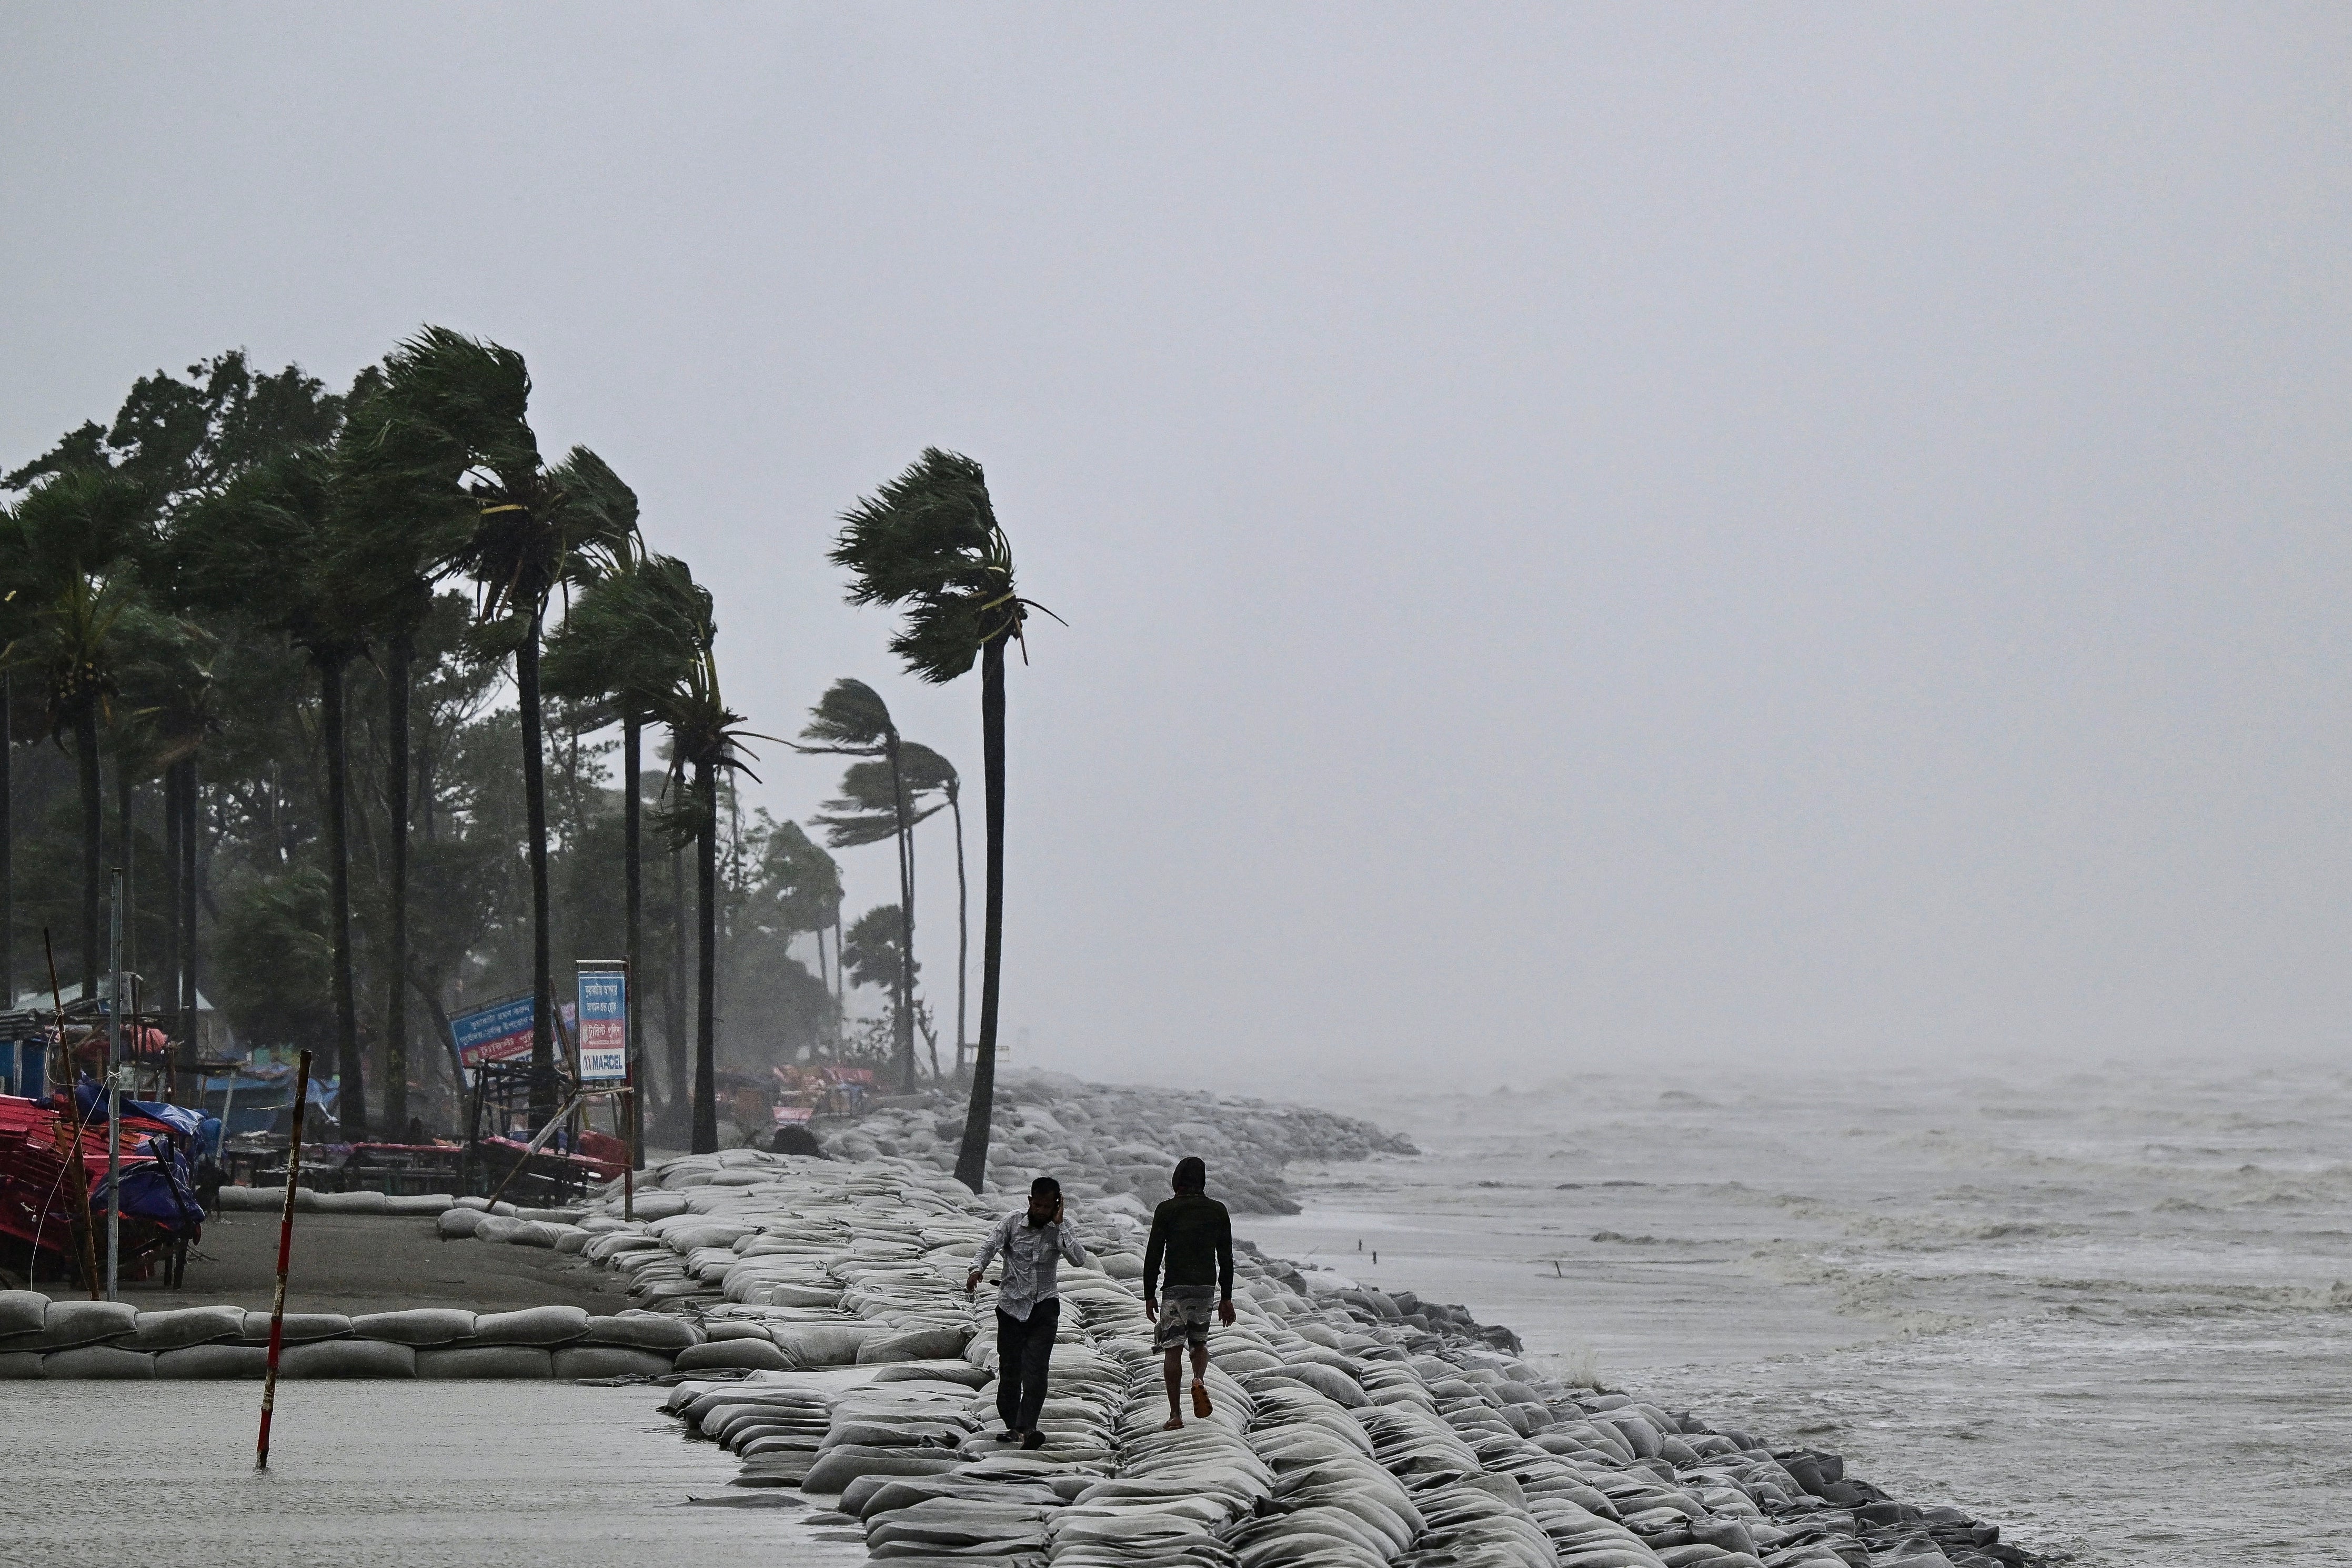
[817,1071,1419,1214]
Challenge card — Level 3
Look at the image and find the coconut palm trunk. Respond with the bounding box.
[75,705,101,997]
[624,716,644,1168]
[884,731,918,1092]
[517,607,556,1130]
[115,759,133,986]
[162,761,180,1083]
[319,649,366,1138]
[179,757,197,1066]
[691,758,719,1154]
[954,637,1007,1192]
[384,629,413,1134]
[948,776,968,1077]
[669,839,689,1113]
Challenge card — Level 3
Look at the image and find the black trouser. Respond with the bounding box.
[995,1296,1060,1432]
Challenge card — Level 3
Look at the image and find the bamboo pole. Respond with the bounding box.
[256,1048,313,1470]
[479,1087,589,1211]
[45,930,100,1299]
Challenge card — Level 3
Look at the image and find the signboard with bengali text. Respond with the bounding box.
[452,996,536,1069]
[576,968,628,1082]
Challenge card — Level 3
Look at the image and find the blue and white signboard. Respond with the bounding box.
[453,995,536,1069]
[576,969,628,1082]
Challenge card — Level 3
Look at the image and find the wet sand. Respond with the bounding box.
[0,1381,869,1568]
[113,1211,632,1315]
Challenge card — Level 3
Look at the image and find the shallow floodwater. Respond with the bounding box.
[1259,1056,2352,1567]
[0,1381,866,1568]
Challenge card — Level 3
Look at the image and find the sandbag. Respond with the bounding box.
[472,1215,523,1243]
[872,1361,991,1388]
[129,1306,247,1351]
[799,1445,963,1495]
[156,1343,269,1379]
[472,1305,589,1345]
[1258,1363,1367,1408]
[771,1321,877,1366]
[350,1308,478,1346]
[0,1290,47,1338]
[674,1338,791,1373]
[583,1312,701,1350]
[703,1320,778,1343]
[387,1193,457,1215]
[417,1345,555,1379]
[506,1221,575,1249]
[857,1325,972,1364]
[241,1311,351,1343]
[283,1339,417,1378]
[314,1190,390,1214]
[552,1345,675,1379]
[26,1299,137,1350]
[0,1351,45,1379]
[43,1345,155,1379]
[437,1207,485,1239]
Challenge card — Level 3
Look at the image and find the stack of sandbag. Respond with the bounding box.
[1224,1382,1423,1568]
[0,1290,695,1380]
[666,1375,840,1486]
[213,1186,460,1216]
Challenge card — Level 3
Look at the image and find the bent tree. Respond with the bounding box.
[830,449,1047,1193]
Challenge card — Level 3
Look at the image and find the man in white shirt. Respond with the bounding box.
[967,1175,1088,1449]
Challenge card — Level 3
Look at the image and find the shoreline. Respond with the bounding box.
[7,1074,2074,1567]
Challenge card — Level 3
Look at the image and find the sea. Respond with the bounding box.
[1252,1054,2352,1566]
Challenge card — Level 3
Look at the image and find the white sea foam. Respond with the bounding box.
[1263,1057,2352,1567]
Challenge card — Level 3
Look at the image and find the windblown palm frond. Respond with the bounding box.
[622,556,763,851]
[830,448,1039,684]
[2,470,156,739]
[542,552,702,722]
[895,741,957,794]
[797,677,896,752]
[812,751,950,849]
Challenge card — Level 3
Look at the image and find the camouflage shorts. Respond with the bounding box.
[1153,1291,1215,1351]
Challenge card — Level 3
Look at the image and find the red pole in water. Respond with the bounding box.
[256,1048,314,1470]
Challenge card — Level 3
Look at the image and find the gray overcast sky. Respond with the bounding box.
[5,5,2346,1090]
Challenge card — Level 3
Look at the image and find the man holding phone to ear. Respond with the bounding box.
[968,1175,1088,1450]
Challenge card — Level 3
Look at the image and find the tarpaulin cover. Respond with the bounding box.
[124,1098,205,1138]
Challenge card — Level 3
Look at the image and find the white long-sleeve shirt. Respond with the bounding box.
[971,1209,1088,1322]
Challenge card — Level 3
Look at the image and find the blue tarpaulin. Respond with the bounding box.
[124,1099,205,1138]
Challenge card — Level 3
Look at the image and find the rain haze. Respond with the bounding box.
[5,4,2346,1093]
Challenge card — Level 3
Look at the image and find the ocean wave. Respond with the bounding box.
[2033,1276,2352,1312]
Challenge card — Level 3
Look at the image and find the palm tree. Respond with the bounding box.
[546,531,707,1169]
[811,739,960,1083]
[174,446,383,1134]
[830,449,1048,1192]
[3,470,152,995]
[336,361,480,1136]
[572,555,755,1154]
[366,328,634,1131]
[799,679,928,1092]
[841,906,917,1051]
[105,607,212,1080]
[914,748,968,1074]
[635,564,752,1152]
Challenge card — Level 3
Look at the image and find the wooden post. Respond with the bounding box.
[104,869,123,1300]
[256,1048,313,1470]
[621,958,636,1223]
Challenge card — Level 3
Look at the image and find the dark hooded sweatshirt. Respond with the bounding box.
[1143,1190,1234,1300]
